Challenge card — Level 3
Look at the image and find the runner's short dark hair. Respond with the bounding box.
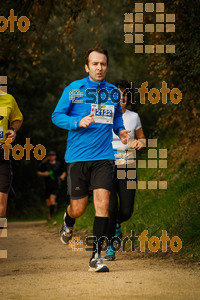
[85,47,109,66]
[48,150,56,156]
[113,80,134,107]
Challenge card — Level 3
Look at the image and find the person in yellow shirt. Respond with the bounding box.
[0,89,23,218]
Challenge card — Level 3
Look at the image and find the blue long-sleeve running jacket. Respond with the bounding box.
[52,76,125,163]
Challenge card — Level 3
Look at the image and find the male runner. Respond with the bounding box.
[52,47,130,272]
[37,151,66,220]
[0,87,23,218]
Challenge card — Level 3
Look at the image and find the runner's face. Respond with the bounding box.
[119,88,128,110]
[49,155,56,162]
[85,51,108,82]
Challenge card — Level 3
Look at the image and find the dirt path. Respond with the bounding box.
[0,221,199,300]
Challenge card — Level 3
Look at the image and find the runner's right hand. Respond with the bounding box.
[79,114,95,128]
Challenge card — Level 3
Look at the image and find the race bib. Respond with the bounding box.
[0,126,3,140]
[91,104,114,124]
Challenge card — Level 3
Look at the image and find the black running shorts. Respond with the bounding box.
[45,184,59,199]
[0,159,12,194]
[67,160,115,199]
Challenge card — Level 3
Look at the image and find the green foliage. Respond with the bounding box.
[123,155,200,260]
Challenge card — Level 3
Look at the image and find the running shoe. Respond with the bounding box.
[115,224,122,240]
[88,253,109,272]
[104,246,116,261]
[60,224,73,244]
[59,213,73,244]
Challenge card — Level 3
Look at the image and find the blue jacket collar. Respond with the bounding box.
[86,76,106,87]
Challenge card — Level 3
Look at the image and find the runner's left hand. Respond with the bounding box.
[6,129,16,143]
[60,174,66,181]
[131,139,144,150]
[119,130,131,145]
